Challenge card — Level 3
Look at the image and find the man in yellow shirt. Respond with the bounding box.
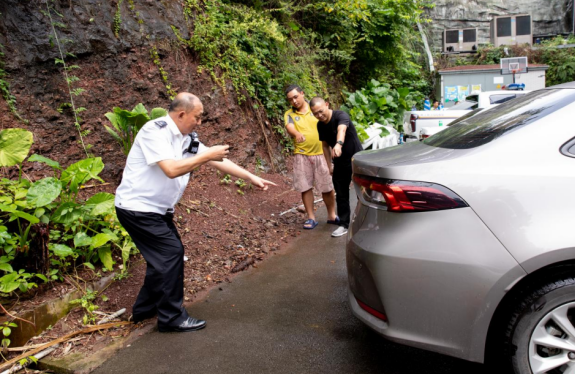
[284,85,337,229]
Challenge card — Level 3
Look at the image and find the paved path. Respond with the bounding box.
[94,195,487,374]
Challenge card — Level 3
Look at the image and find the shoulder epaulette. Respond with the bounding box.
[155,120,168,128]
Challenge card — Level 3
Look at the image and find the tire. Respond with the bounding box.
[506,278,575,374]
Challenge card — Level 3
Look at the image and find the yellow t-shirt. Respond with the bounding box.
[284,107,323,156]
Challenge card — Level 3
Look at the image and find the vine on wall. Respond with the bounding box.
[42,1,91,157]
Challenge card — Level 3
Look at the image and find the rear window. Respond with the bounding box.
[449,101,478,110]
[489,94,517,105]
[424,89,575,149]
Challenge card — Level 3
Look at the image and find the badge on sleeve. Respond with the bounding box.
[155,121,168,128]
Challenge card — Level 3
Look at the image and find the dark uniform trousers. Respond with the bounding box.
[333,161,353,229]
[116,207,189,327]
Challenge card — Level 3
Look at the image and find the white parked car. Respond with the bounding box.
[404,90,530,140]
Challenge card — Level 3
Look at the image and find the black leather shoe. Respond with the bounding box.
[158,317,206,332]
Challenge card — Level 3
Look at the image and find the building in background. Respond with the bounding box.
[427,0,570,51]
[437,64,549,108]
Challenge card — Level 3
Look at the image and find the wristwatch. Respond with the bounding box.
[336,140,344,146]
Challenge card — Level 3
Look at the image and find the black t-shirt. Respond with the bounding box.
[317,110,363,164]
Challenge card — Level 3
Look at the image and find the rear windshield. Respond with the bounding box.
[448,101,477,110]
[489,93,518,105]
[424,89,575,149]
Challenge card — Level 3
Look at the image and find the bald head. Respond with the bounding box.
[168,92,204,135]
[309,96,331,123]
[309,96,325,108]
[169,92,200,113]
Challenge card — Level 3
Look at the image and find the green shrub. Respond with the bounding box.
[340,79,413,141]
[104,103,167,155]
[0,128,136,298]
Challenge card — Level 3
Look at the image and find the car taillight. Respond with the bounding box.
[356,298,388,322]
[410,114,418,133]
[421,134,430,139]
[353,175,468,212]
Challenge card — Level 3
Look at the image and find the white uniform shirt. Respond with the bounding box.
[115,115,207,214]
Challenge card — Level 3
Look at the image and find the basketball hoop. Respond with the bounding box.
[501,57,528,85]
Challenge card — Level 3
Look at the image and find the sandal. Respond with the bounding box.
[327,216,340,225]
[303,219,319,230]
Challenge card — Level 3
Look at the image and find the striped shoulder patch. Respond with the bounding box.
[155,120,168,128]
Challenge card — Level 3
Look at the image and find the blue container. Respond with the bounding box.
[399,133,404,144]
[439,102,444,111]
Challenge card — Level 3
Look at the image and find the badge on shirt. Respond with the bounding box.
[294,116,300,121]
[155,121,168,128]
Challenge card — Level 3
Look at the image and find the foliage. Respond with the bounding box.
[1,321,17,351]
[42,1,90,157]
[306,0,430,83]
[174,1,331,124]
[220,174,232,185]
[104,103,167,155]
[235,178,247,195]
[173,0,431,153]
[539,43,575,86]
[113,0,124,38]
[341,80,412,141]
[0,128,136,298]
[150,46,177,100]
[235,178,247,189]
[70,289,99,325]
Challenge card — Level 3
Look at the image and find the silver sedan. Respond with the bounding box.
[347,83,575,374]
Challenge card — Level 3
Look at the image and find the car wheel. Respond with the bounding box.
[507,278,575,374]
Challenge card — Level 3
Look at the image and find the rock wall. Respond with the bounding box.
[0,0,282,180]
[425,0,571,50]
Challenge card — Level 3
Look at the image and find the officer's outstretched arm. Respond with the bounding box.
[158,145,229,179]
[208,159,277,191]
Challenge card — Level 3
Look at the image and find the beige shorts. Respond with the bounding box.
[293,154,334,193]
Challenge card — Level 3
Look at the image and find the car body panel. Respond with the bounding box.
[347,206,525,361]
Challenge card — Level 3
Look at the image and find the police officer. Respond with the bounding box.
[115,92,276,332]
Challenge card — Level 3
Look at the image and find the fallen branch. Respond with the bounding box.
[279,198,324,216]
[97,308,126,325]
[0,321,131,372]
[8,337,84,352]
[181,203,210,217]
[0,345,59,374]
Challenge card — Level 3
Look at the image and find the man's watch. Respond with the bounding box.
[336,140,344,146]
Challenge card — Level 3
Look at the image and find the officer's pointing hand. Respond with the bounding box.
[207,145,230,162]
[250,176,277,191]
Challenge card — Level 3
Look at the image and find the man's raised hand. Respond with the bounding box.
[206,145,230,162]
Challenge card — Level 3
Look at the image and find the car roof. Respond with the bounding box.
[547,81,575,89]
